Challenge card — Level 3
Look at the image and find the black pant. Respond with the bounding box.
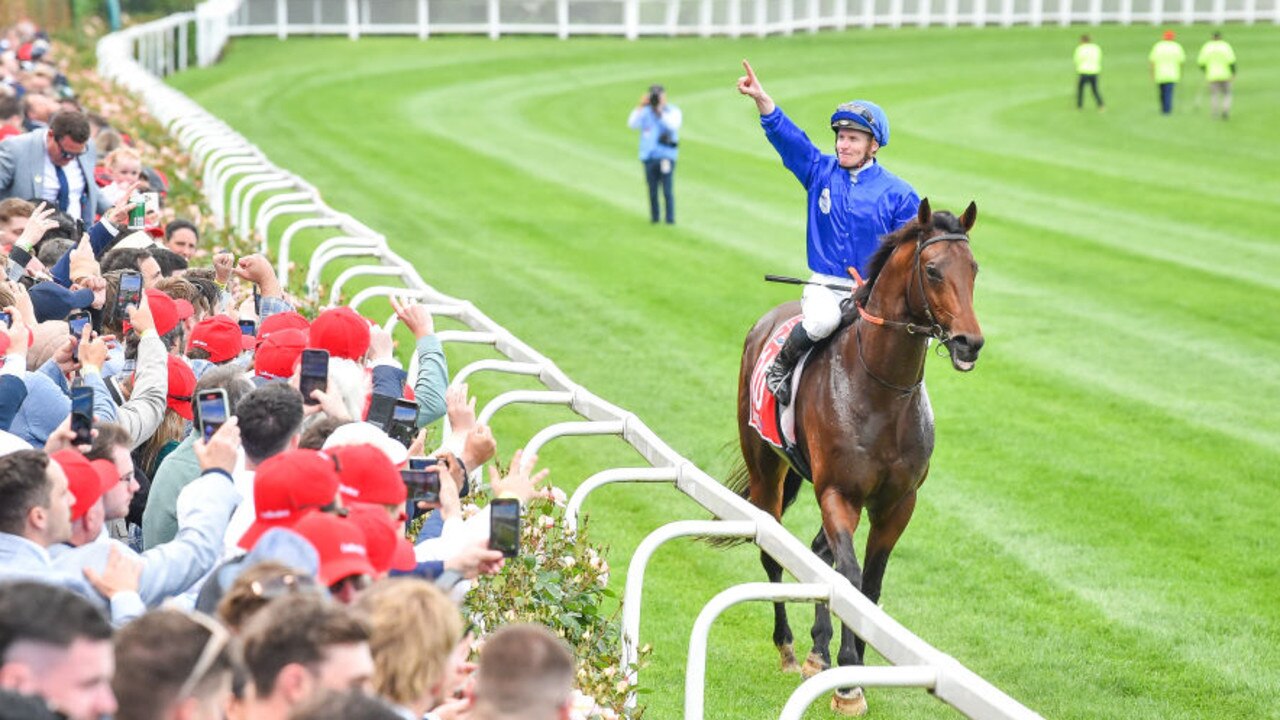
[643,158,675,224]
[1158,82,1176,114]
[1076,74,1103,108]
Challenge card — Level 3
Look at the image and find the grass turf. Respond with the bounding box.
[168,24,1280,719]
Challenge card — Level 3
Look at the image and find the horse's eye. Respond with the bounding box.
[925,264,943,282]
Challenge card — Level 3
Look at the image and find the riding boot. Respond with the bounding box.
[767,324,815,407]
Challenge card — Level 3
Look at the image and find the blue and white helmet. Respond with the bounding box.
[830,100,890,148]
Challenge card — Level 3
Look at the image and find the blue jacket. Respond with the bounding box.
[50,220,118,287]
[628,105,681,163]
[761,108,920,277]
[0,532,145,626]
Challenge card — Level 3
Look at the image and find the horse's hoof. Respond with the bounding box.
[801,652,829,679]
[830,688,868,717]
[777,644,801,673]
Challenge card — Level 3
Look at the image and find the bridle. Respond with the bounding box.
[853,230,972,393]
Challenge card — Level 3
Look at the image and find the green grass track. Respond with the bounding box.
[169,24,1280,719]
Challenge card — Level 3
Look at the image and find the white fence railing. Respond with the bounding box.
[98,17,1046,720]
[111,0,1279,73]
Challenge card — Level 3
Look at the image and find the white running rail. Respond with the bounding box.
[98,19,1045,720]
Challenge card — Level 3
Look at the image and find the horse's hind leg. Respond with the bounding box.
[804,528,834,678]
[743,437,798,672]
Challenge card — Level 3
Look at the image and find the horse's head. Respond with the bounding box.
[854,198,984,372]
[912,198,983,371]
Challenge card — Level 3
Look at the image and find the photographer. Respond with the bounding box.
[627,84,682,225]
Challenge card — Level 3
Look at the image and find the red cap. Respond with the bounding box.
[143,288,191,336]
[259,311,310,341]
[347,505,416,574]
[1163,29,1175,40]
[53,450,115,522]
[254,328,307,380]
[165,355,197,420]
[188,316,245,363]
[308,307,370,361]
[292,512,377,586]
[328,444,407,505]
[238,450,341,550]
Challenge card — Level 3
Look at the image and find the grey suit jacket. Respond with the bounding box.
[0,128,106,227]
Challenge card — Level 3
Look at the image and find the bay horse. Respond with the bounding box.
[731,198,983,715]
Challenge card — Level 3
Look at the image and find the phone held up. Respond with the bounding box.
[402,457,441,505]
[67,309,91,362]
[197,389,229,443]
[116,270,143,322]
[388,399,419,447]
[489,498,520,558]
[298,349,329,405]
[70,385,94,447]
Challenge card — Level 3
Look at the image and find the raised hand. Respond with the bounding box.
[737,59,776,115]
[390,296,434,339]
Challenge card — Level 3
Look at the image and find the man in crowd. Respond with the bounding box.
[1197,31,1237,120]
[627,83,681,225]
[0,581,118,720]
[1149,30,1186,115]
[1073,34,1104,111]
[471,624,576,720]
[0,110,106,227]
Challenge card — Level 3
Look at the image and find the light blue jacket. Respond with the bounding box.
[628,105,682,163]
[0,532,145,625]
[761,107,920,278]
[49,468,240,607]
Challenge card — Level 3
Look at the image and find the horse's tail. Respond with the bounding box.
[706,456,805,549]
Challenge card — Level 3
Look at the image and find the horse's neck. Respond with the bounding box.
[849,273,930,390]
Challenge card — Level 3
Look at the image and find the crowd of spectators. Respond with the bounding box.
[1,19,584,720]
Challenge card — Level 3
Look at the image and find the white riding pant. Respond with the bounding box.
[800,273,856,341]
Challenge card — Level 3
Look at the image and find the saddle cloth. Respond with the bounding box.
[748,315,812,449]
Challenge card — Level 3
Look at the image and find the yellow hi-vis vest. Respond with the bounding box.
[1149,40,1186,83]
[1198,39,1236,82]
[1074,42,1102,75]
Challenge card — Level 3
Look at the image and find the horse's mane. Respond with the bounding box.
[851,210,964,307]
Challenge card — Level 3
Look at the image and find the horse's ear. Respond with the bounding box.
[961,201,977,232]
[916,197,932,226]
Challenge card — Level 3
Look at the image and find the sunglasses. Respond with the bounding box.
[172,611,232,702]
[249,572,324,600]
[54,137,85,161]
[833,103,877,127]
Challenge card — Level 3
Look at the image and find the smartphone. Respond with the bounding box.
[5,258,24,283]
[197,389,229,443]
[0,310,10,327]
[67,309,91,362]
[238,319,257,336]
[70,386,94,446]
[401,458,440,504]
[365,392,397,432]
[117,270,143,321]
[105,375,126,406]
[489,498,520,558]
[388,398,419,446]
[298,349,329,405]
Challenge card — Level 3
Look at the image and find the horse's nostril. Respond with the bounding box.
[953,334,984,353]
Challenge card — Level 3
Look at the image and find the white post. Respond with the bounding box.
[1119,0,1131,24]
[862,0,874,27]
[1181,0,1193,25]
[919,0,932,27]
[178,21,188,71]
[782,0,795,33]
[684,584,831,720]
[1088,0,1100,25]
[835,0,848,29]
[1241,0,1254,24]
[625,0,640,38]
[807,0,819,31]
[418,0,430,38]
[277,0,287,38]
[488,0,501,38]
[1000,0,1012,25]
[728,0,742,36]
[946,0,958,26]
[889,0,903,27]
[973,0,986,27]
[1150,0,1162,24]
[1058,0,1070,26]
[1211,0,1225,23]
[756,0,767,36]
[347,0,359,39]
[557,0,569,38]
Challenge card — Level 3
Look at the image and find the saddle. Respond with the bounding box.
[747,298,862,480]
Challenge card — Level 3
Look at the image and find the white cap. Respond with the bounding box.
[322,422,408,466]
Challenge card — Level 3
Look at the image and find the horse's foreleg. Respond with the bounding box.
[805,528,834,677]
[858,491,919,661]
[819,490,869,716]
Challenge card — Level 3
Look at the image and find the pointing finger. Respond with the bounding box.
[742,58,756,83]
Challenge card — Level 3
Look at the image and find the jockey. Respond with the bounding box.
[737,60,920,405]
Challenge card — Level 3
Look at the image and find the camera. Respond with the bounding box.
[648,84,664,109]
